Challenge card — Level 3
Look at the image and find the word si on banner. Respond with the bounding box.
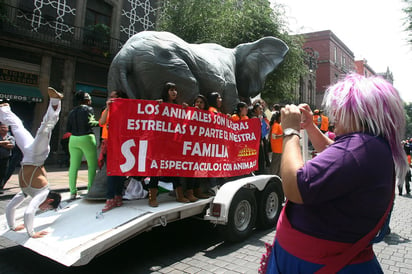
[107,99,261,177]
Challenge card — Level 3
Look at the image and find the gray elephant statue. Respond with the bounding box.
[87,31,288,200]
[107,31,288,113]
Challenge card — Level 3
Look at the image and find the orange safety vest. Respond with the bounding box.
[209,106,218,113]
[231,114,249,121]
[320,115,329,132]
[99,108,109,140]
[270,122,283,153]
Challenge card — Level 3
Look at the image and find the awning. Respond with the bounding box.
[0,82,44,103]
[91,96,107,106]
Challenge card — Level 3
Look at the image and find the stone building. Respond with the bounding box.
[0,0,159,162]
[355,59,376,78]
[301,30,394,109]
[296,47,318,107]
[301,30,355,107]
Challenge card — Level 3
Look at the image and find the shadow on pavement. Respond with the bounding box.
[383,232,411,245]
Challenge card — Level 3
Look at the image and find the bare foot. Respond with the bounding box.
[14,224,25,231]
[48,87,64,99]
[32,230,49,238]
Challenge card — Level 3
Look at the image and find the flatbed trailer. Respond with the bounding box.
[0,174,283,266]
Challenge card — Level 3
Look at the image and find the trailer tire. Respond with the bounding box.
[256,181,283,229]
[221,188,257,242]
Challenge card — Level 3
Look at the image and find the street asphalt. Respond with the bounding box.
[0,165,411,273]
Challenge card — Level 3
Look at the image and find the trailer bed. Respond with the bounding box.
[0,194,212,266]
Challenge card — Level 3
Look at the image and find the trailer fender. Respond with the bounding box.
[205,174,280,224]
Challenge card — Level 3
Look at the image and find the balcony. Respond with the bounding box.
[0,3,124,58]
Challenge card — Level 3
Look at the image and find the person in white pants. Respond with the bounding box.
[3,87,63,238]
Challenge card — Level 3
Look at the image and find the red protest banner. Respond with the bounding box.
[107,99,261,177]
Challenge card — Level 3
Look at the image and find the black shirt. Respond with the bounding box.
[66,105,98,136]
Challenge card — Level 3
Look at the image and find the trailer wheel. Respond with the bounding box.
[256,181,283,229]
[221,188,257,242]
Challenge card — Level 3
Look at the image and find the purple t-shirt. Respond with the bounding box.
[288,133,394,243]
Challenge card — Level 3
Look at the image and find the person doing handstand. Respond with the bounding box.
[3,87,63,238]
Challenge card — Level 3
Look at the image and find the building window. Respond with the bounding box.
[83,0,113,50]
[85,0,112,26]
[334,47,337,64]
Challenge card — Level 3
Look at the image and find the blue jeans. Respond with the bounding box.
[107,176,126,199]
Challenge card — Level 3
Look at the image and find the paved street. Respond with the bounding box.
[0,166,411,273]
[0,165,89,201]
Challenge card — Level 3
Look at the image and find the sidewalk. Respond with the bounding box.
[0,164,89,201]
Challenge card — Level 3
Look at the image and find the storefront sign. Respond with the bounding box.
[0,69,39,86]
[0,93,42,102]
[0,82,43,103]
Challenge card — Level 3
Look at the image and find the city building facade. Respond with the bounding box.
[301,30,356,107]
[377,67,394,85]
[295,47,318,108]
[0,0,159,161]
[354,58,394,85]
[301,30,394,109]
[1,2,398,161]
[355,59,376,78]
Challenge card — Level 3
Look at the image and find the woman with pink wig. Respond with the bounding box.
[260,74,407,273]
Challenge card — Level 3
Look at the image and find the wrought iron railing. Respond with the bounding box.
[0,3,125,57]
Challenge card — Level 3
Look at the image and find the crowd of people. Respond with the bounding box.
[96,83,298,210]
[1,72,407,274]
[0,81,289,237]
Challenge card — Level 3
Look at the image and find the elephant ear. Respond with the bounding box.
[235,37,289,98]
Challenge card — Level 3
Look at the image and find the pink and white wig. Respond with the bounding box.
[322,73,407,177]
